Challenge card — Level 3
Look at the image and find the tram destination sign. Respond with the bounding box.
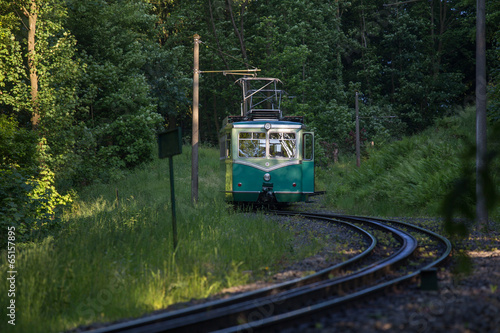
[158,127,182,158]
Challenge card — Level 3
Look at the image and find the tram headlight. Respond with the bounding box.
[263,173,271,181]
[264,123,272,130]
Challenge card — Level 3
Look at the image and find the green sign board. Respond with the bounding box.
[158,127,182,159]
[157,127,182,250]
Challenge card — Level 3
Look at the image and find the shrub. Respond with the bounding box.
[0,116,73,246]
[96,110,163,169]
[0,115,38,168]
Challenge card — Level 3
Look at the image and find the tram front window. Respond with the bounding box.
[239,132,266,157]
[269,132,296,158]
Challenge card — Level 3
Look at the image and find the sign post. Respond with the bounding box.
[158,127,182,250]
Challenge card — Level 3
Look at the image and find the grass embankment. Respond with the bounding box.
[0,146,322,333]
[3,109,498,332]
[322,108,500,222]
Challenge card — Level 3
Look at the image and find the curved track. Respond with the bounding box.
[86,212,452,333]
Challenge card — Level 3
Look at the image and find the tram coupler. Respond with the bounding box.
[259,182,276,203]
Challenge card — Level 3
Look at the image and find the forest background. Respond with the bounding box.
[1,0,499,243]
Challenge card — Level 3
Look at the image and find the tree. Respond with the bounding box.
[226,0,249,65]
[0,0,30,119]
[3,0,41,129]
[62,0,177,181]
[476,0,487,227]
[0,0,77,239]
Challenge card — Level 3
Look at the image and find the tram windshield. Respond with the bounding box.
[238,131,296,158]
[239,132,266,157]
[269,132,296,158]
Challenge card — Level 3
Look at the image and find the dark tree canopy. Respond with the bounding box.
[0,0,498,191]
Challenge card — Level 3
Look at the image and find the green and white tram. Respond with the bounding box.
[219,77,314,204]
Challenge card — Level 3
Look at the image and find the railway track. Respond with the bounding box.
[86,212,452,333]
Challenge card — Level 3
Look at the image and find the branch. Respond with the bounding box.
[13,7,30,31]
[208,0,231,71]
[13,0,30,16]
[239,0,249,54]
[226,0,248,65]
[383,0,421,6]
[21,5,28,16]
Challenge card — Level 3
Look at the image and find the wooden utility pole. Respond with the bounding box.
[355,92,361,168]
[192,34,200,204]
[476,0,488,227]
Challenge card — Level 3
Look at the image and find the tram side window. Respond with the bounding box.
[220,134,232,158]
[303,133,313,160]
[239,132,266,157]
[269,132,296,158]
[219,135,225,159]
[226,134,231,158]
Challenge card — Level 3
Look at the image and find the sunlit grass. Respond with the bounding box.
[0,145,321,333]
[323,108,500,223]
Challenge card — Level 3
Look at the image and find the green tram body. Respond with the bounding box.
[219,119,314,204]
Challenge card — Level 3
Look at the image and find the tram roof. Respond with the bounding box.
[231,120,305,129]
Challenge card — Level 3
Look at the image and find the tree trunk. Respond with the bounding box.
[26,0,39,129]
[213,94,220,134]
[226,0,249,65]
[434,0,446,76]
[476,0,488,229]
[208,0,236,83]
[209,0,230,71]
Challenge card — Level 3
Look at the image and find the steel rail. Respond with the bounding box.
[87,215,376,333]
[299,212,452,269]
[84,213,450,333]
[121,215,416,332]
[215,213,452,333]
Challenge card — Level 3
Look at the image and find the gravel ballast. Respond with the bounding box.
[274,202,500,333]
[207,203,500,332]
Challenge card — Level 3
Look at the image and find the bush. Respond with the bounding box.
[66,110,164,186]
[323,109,477,216]
[96,110,163,169]
[0,115,38,168]
[0,166,72,246]
[0,116,72,246]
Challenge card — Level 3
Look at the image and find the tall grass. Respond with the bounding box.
[323,108,500,221]
[0,145,320,333]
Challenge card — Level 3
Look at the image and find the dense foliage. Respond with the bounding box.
[160,0,499,141]
[0,146,325,333]
[1,0,499,237]
[323,108,500,223]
